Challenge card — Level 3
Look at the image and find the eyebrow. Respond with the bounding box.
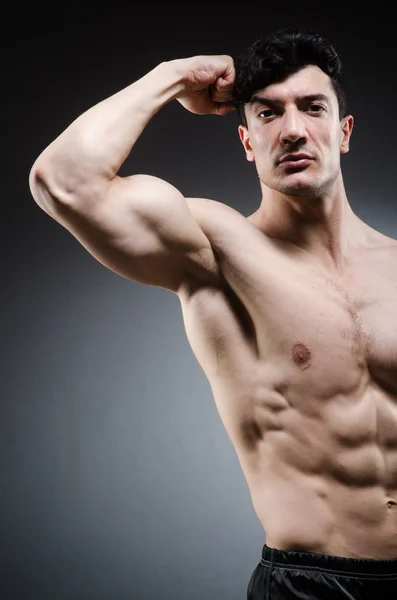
[248,93,331,109]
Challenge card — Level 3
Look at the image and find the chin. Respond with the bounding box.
[279,183,321,197]
[272,169,333,197]
[270,164,340,198]
[274,177,322,198]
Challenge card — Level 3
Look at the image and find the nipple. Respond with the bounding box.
[292,343,311,370]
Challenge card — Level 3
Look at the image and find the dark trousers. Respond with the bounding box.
[247,543,397,599]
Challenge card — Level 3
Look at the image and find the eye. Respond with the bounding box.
[307,104,326,113]
[258,109,274,118]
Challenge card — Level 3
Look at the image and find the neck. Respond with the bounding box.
[250,172,365,273]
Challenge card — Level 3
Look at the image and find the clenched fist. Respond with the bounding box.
[174,55,235,116]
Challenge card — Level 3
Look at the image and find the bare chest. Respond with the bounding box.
[182,231,397,405]
[253,252,397,400]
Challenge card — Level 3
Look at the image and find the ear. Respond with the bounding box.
[340,115,354,155]
[238,125,255,162]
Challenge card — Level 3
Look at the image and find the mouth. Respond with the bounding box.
[278,154,314,169]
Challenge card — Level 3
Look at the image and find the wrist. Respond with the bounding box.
[148,59,188,102]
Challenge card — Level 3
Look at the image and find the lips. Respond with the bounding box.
[280,153,313,164]
[278,153,314,169]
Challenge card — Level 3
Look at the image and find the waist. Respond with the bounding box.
[249,470,397,559]
[261,543,397,576]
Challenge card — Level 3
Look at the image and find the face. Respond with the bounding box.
[238,65,354,198]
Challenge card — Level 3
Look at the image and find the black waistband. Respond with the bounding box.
[261,543,397,576]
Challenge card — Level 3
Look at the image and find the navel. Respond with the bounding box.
[292,342,312,370]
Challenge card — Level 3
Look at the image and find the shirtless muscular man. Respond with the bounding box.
[29,27,397,599]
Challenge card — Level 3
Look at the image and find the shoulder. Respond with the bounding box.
[185,196,252,240]
[185,196,247,218]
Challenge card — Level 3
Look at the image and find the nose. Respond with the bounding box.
[279,108,308,146]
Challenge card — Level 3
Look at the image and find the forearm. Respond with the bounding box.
[30,60,187,200]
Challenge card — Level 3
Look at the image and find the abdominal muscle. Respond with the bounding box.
[225,382,397,560]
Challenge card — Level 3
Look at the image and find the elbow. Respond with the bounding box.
[29,153,107,212]
[29,160,47,198]
[29,160,69,216]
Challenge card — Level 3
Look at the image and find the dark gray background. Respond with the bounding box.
[2,3,396,599]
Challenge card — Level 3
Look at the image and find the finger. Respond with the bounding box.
[215,74,234,92]
[220,59,235,86]
[209,82,233,103]
[211,90,233,104]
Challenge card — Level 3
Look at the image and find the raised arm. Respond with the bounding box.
[29,56,235,293]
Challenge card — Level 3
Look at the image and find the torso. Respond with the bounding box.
[178,197,397,559]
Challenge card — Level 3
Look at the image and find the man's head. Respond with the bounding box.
[232,27,354,198]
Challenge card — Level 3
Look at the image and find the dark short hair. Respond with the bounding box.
[232,27,347,127]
